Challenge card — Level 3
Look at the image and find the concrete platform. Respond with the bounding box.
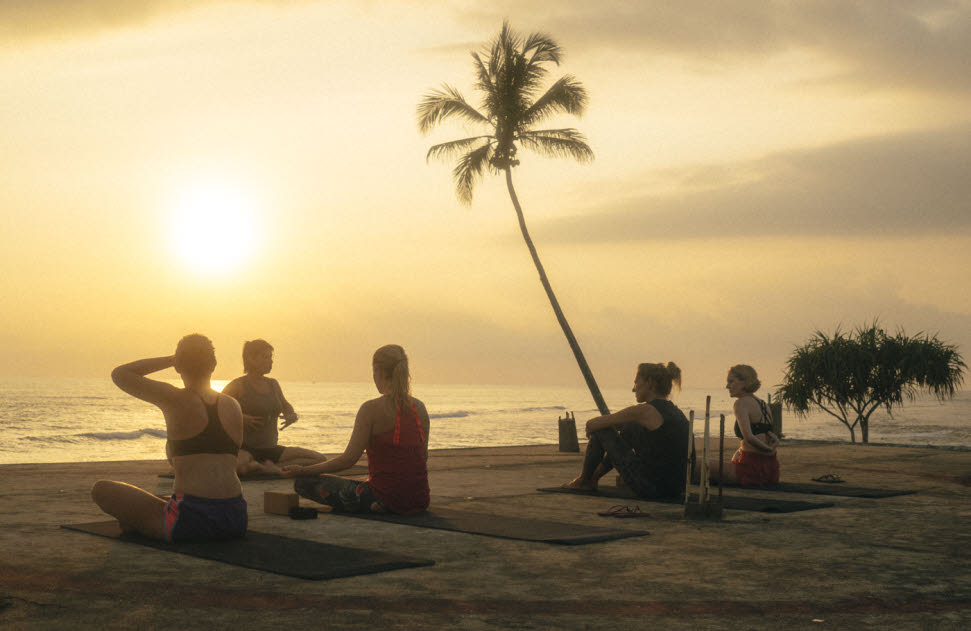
[1,442,969,630]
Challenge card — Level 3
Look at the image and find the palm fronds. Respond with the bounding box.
[519,129,594,162]
[523,75,588,126]
[416,85,489,135]
[417,21,593,201]
[522,31,561,66]
[425,136,493,164]
[452,142,494,205]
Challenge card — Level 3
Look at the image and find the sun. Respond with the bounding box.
[167,182,260,277]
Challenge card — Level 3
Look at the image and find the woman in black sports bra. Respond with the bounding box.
[90,334,248,541]
[710,364,780,486]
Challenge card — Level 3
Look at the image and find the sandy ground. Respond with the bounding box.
[1,440,969,630]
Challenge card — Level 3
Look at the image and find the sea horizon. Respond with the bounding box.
[1,376,969,465]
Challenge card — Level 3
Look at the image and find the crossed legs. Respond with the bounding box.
[293,475,386,513]
[237,446,328,476]
[91,480,167,540]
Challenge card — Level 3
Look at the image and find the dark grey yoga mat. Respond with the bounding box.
[158,467,368,481]
[322,506,648,545]
[158,471,284,481]
[759,482,915,498]
[537,487,834,513]
[62,521,434,580]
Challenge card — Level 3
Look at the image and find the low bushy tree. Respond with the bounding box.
[778,323,965,443]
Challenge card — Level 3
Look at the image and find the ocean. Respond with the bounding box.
[1,377,968,465]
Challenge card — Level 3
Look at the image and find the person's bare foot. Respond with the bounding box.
[118,521,138,535]
[561,476,598,491]
[260,460,283,475]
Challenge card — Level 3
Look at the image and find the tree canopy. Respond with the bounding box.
[417,20,594,204]
[777,323,965,443]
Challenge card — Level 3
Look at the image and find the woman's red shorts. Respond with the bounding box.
[731,450,780,487]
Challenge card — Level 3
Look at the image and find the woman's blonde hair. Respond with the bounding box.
[636,362,682,396]
[373,344,411,410]
[728,364,761,393]
[174,334,216,380]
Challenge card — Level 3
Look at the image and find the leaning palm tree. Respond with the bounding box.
[417,22,609,415]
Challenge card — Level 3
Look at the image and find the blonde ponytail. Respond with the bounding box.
[373,344,411,410]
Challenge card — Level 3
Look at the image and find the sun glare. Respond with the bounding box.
[167,182,259,277]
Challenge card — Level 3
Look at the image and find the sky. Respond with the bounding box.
[1,0,969,394]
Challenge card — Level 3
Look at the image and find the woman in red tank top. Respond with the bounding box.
[283,345,430,514]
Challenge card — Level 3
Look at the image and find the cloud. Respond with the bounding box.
[0,1,182,42]
[540,123,971,243]
[8,1,969,94]
[458,0,971,94]
[0,0,308,45]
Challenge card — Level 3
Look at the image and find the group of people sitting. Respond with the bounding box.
[91,335,429,543]
[561,362,780,495]
[90,334,778,543]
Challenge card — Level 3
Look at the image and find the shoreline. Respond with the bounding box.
[774,437,971,451]
[3,436,971,468]
[5,378,968,467]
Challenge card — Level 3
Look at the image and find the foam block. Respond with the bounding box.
[264,491,299,515]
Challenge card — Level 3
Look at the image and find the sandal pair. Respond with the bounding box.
[812,473,844,484]
[597,504,648,518]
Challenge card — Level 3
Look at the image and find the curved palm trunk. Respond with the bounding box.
[504,167,610,416]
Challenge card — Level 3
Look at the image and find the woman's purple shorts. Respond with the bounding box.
[164,493,248,542]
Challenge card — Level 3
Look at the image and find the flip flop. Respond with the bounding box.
[597,505,649,518]
[812,473,845,484]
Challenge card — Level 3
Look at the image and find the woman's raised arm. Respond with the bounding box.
[111,356,181,406]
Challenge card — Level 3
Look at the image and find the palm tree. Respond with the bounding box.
[417,22,609,415]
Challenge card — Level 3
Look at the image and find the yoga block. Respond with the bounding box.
[264,491,299,515]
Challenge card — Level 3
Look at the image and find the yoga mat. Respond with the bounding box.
[536,487,834,514]
[158,468,368,481]
[760,482,916,498]
[62,521,434,580]
[319,507,648,545]
[159,471,283,481]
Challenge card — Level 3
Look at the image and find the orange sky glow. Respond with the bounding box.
[1,0,969,392]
